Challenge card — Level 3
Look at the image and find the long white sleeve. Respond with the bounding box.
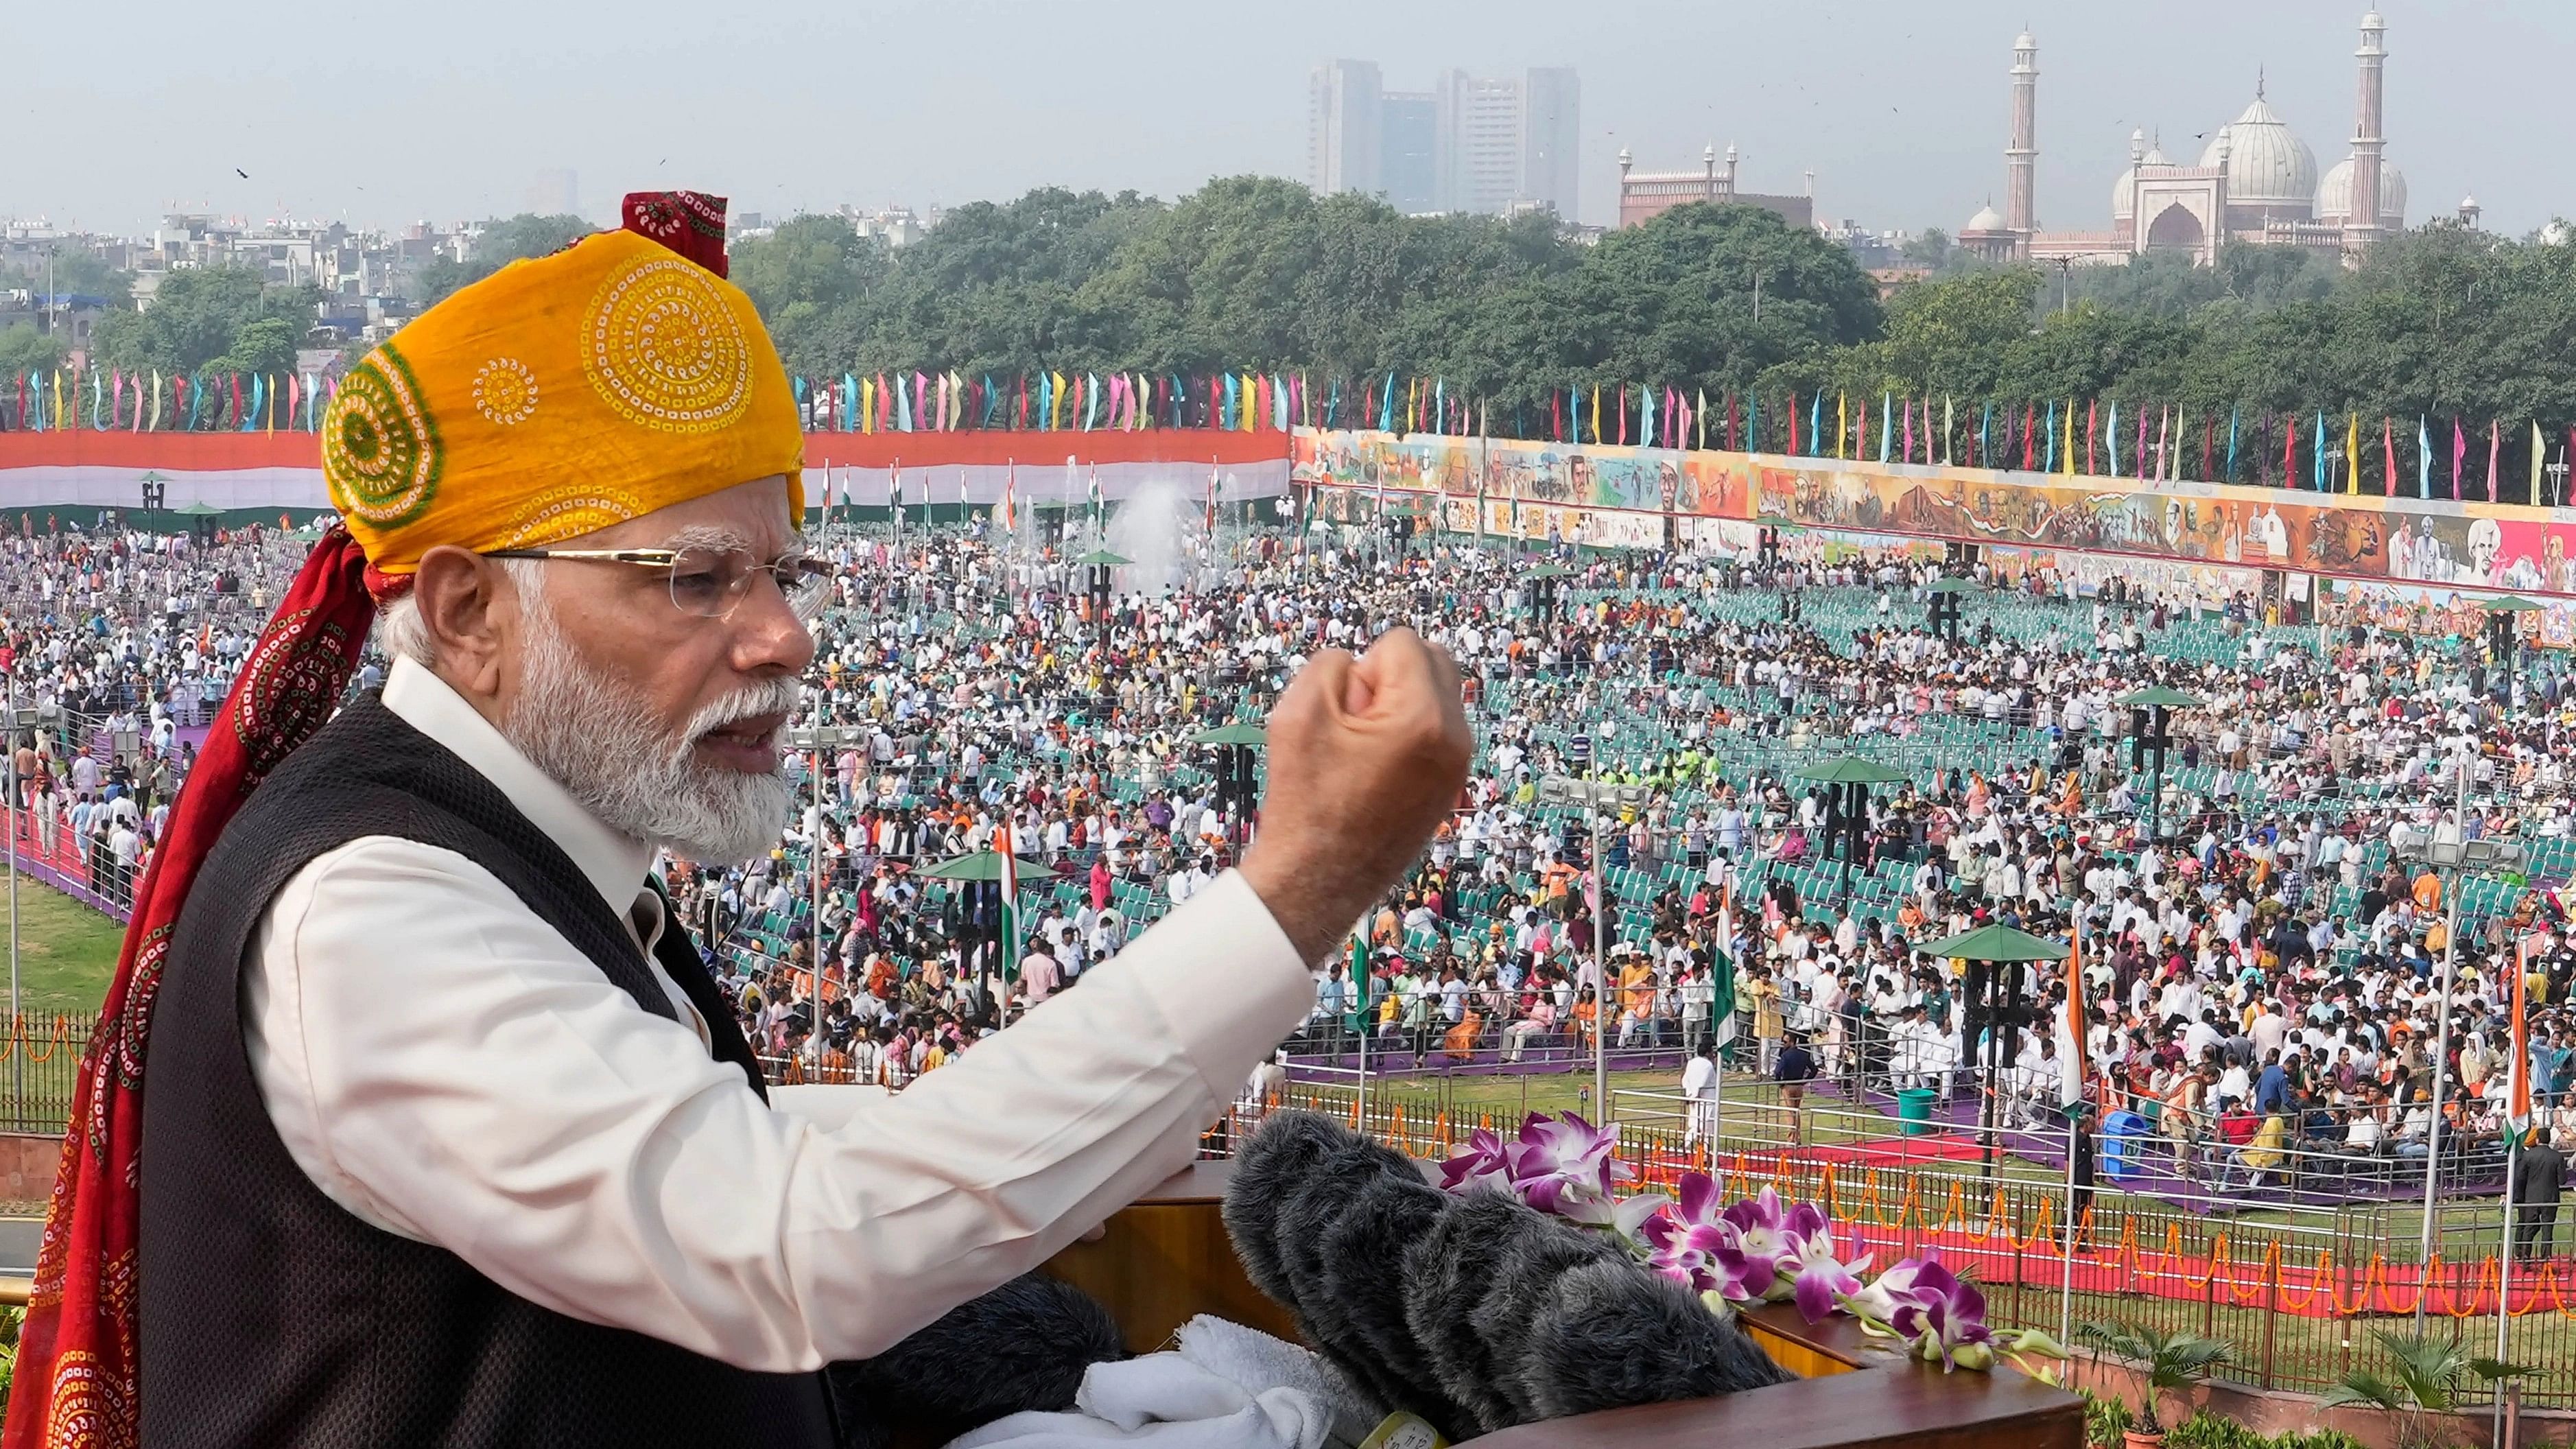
[244,849,1312,1373]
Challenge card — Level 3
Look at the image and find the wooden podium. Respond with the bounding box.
[1044,1161,2083,1449]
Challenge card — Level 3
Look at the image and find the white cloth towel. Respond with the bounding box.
[947,1317,1378,1449]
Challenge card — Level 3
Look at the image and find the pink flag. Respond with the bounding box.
[2156,406,2171,481]
[2383,418,2397,495]
[1901,398,1913,462]
[2488,419,2502,501]
[2451,419,2466,499]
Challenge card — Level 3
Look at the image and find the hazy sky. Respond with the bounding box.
[13,0,2569,239]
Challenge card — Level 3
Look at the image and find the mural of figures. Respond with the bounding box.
[1291,429,2576,609]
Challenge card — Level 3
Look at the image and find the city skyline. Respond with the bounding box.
[5,0,2568,239]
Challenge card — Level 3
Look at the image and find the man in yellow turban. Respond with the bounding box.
[7,191,1473,1449]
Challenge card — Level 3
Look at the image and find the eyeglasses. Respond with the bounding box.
[485,545,834,622]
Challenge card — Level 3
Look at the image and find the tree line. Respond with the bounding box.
[20,175,2576,492]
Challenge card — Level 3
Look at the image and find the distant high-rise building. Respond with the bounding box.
[526,168,580,219]
[1520,67,1581,220]
[1308,60,1383,198]
[1380,91,1439,213]
[1436,71,1527,216]
[1307,62,1579,219]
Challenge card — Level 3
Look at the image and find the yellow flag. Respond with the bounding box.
[2533,419,2547,503]
[1837,394,1848,460]
[1590,386,1600,444]
[2345,413,2359,493]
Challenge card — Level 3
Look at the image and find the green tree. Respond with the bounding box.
[88,268,320,376]
[1853,266,2041,397]
[0,322,68,377]
[0,250,132,305]
[412,212,592,308]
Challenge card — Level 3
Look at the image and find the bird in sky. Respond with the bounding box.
[234,168,249,178]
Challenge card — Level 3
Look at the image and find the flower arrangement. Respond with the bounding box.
[1439,1111,2065,1374]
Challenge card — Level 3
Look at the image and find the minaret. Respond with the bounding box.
[2006,30,2039,254]
[2347,11,2388,255]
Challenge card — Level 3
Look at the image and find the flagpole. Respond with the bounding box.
[1592,750,1609,1126]
[2413,735,2471,1330]
[2494,936,2532,1442]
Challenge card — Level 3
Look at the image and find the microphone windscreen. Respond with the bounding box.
[825,1272,1125,1446]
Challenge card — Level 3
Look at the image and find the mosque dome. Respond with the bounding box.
[1964,202,2005,233]
[2199,97,2319,215]
[2110,139,2172,222]
[2315,156,2407,228]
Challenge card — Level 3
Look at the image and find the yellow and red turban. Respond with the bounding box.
[3,191,800,1449]
[324,190,805,594]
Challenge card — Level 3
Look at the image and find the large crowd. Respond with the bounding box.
[3,506,2572,1236]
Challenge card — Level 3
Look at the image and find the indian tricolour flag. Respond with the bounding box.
[994,459,1017,534]
[996,821,1021,983]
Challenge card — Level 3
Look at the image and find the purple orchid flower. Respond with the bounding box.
[1503,1111,1633,1225]
[1709,1186,1799,1293]
[1784,1223,1874,1324]
[1637,1171,1731,1294]
[1436,1127,1514,1194]
[1871,1256,1996,1369]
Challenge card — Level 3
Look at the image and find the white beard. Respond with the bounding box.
[501,589,796,865]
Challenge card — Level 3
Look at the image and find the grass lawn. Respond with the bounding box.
[0,869,121,1016]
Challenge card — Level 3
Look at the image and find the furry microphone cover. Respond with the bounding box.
[1225,1111,1791,1439]
[825,1271,1126,1449]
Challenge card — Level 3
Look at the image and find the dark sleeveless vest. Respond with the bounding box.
[138,695,836,1448]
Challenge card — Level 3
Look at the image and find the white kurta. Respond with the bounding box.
[242,657,1314,1373]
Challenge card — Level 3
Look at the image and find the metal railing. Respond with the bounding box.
[0,1013,96,1138]
[1198,1081,2576,1409]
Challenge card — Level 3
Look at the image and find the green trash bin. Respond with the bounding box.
[1895,1087,1939,1137]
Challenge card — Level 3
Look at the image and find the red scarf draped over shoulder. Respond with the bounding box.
[5,529,375,1449]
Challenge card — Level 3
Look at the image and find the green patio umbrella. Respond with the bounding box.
[1924,576,1982,594]
[174,501,224,517]
[1187,722,1268,747]
[1074,549,1132,567]
[1791,755,1911,786]
[1919,923,2068,962]
[919,850,1063,883]
[1522,563,1574,579]
[2114,685,2205,709]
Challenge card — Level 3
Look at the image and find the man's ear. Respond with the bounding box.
[410,545,514,701]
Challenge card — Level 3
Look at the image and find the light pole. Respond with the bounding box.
[2389,735,2523,1330]
[5,676,21,1119]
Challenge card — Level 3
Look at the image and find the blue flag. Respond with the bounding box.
[242,373,263,432]
[2226,405,2240,483]
[1326,379,1340,429]
[1810,392,1823,456]
[2313,411,2326,490]
[1878,392,1891,463]
[2418,415,2432,498]
[2044,401,2056,468]
[1979,401,1992,468]
[1379,374,1395,434]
